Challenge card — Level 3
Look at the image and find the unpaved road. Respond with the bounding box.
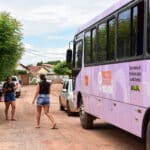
[0,85,145,150]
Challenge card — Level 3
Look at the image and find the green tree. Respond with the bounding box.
[36,60,60,66]
[46,60,60,65]
[53,61,71,75]
[0,12,24,80]
[37,61,43,66]
[14,70,27,75]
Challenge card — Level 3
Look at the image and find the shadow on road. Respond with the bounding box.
[91,122,145,150]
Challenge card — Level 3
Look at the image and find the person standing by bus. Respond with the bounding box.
[32,74,57,129]
[3,77,17,121]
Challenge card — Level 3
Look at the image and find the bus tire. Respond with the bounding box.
[79,100,94,129]
[146,121,150,150]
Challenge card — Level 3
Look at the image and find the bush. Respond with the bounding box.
[14,70,27,75]
[53,61,71,75]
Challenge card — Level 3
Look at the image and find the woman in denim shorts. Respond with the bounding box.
[3,77,16,121]
[32,74,57,129]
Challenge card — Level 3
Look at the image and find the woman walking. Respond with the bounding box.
[3,77,17,121]
[32,74,57,129]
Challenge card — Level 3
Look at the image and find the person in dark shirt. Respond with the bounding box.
[32,74,57,129]
[3,77,17,120]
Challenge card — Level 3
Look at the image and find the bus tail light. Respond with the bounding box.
[137,109,142,113]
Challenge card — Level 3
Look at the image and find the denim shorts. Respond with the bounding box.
[36,94,50,106]
[4,92,16,102]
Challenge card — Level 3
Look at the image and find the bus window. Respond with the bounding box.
[117,9,131,58]
[118,2,144,59]
[85,31,91,64]
[148,1,150,54]
[131,6,138,56]
[108,18,115,60]
[75,41,83,69]
[98,23,107,62]
[92,28,97,63]
[132,2,144,56]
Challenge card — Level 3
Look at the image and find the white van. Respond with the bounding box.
[12,76,21,97]
[59,79,79,116]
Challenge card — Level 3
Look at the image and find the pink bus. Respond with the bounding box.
[66,0,150,149]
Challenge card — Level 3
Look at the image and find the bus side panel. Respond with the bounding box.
[87,95,104,118]
[142,60,150,107]
[91,66,103,97]
[113,63,131,103]
[129,61,144,107]
[102,98,145,137]
[81,67,93,95]
[130,105,146,137]
[76,60,150,137]
[97,98,132,132]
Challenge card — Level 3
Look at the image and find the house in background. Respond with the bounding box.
[40,64,54,75]
[38,67,49,75]
[27,64,54,77]
[27,66,40,76]
[16,64,29,85]
[20,64,65,84]
[16,64,28,73]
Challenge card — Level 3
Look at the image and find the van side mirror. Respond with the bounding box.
[66,49,72,63]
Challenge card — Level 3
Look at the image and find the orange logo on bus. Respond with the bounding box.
[84,75,89,86]
[102,71,112,85]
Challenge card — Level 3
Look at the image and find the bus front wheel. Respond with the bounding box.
[79,100,94,129]
[146,121,150,150]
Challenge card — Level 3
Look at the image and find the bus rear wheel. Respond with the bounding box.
[146,121,150,150]
[79,100,94,129]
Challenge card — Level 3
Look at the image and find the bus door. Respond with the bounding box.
[72,40,83,102]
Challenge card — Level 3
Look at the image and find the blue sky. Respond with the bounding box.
[0,0,116,65]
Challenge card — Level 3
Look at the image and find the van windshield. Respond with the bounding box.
[12,77,17,81]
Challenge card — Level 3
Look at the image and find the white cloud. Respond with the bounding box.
[0,0,117,65]
[21,44,66,65]
[0,0,116,36]
[24,43,33,49]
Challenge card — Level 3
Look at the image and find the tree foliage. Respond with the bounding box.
[37,61,43,66]
[53,61,71,75]
[0,12,24,80]
[14,70,27,75]
[36,60,60,66]
[46,60,61,65]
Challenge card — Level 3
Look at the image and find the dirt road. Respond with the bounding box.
[0,85,145,150]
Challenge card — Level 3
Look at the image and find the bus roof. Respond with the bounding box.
[76,0,133,34]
